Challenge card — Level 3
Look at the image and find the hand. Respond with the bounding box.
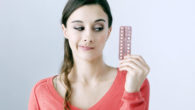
[119,54,150,93]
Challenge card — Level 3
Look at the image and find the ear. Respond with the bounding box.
[106,26,112,41]
[61,24,69,39]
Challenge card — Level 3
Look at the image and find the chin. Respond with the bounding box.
[79,53,102,62]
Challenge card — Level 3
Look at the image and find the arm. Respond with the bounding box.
[28,85,40,110]
[120,78,150,110]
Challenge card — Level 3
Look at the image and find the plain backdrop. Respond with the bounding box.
[0,0,194,110]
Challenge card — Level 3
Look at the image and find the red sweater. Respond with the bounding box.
[28,68,150,110]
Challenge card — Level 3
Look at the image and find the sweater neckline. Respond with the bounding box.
[48,67,120,110]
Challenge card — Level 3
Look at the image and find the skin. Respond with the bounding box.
[61,4,113,85]
[60,4,118,109]
[120,54,150,92]
[55,4,150,109]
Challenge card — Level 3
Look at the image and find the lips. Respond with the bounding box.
[79,46,94,50]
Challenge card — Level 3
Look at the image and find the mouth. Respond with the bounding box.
[79,46,94,50]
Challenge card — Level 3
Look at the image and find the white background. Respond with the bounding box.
[0,0,194,109]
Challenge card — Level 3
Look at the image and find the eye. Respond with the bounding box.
[94,27,104,32]
[74,27,85,31]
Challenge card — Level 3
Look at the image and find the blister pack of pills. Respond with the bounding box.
[119,26,132,60]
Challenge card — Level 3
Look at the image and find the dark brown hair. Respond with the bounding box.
[60,0,113,109]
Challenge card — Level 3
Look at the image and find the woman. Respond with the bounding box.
[28,0,150,110]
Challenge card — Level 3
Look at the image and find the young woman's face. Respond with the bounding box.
[62,4,112,61]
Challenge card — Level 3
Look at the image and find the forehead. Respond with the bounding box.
[67,4,108,23]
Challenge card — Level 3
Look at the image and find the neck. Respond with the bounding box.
[68,55,111,85]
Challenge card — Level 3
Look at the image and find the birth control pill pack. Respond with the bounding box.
[119,26,132,60]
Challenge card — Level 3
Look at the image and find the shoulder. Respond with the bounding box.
[31,75,56,93]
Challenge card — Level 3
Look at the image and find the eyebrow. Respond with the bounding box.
[71,19,106,23]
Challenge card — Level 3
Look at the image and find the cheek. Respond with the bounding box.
[68,30,81,43]
[96,34,108,49]
[67,35,81,50]
[98,33,108,43]
[69,38,80,50]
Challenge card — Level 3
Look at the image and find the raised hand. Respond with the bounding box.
[119,54,150,93]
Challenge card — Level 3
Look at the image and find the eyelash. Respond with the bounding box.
[74,27,104,32]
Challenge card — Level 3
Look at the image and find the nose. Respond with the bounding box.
[82,29,95,43]
[83,39,93,43]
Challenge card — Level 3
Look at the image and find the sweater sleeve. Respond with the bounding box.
[28,85,40,110]
[120,78,150,110]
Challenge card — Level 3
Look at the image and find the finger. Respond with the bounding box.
[119,66,137,76]
[129,55,147,65]
[119,60,144,74]
[124,55,148,68]
[120,55,150,70]
[121,58,146,68]
[129,56,150,73]
[120,59,148,74]
[123,54,145,63]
